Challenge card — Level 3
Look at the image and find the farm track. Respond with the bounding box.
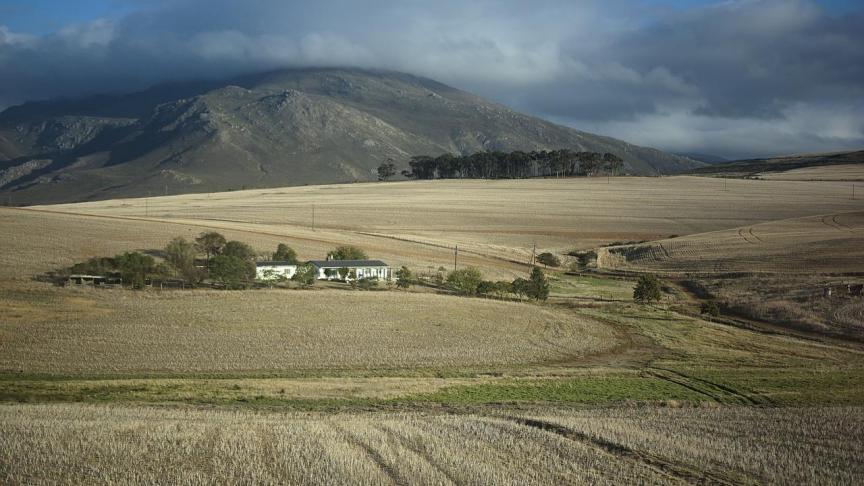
[378,425,460,485]
[505,416,742,486]
[646,368,767,405]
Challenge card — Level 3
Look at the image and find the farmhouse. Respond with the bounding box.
[255,261,298,280]
[308,259,391,281]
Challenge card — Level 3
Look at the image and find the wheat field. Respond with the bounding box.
[28,176,864,270]
[2,403,861,485]
[597,210,864,275]
[0,285,617,375]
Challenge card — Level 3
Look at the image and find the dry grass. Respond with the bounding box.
[758,164,864,181]
[0,285,617,375]
[598,210,864,275]
[532,405,864,485]
[2,403,861,485]
[28,176,864,271]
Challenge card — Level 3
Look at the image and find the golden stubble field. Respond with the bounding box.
[0,286,617,375]
[2,403,861,485]
[28,176,864,272]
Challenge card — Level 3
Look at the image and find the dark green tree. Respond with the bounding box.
[633,274,662,303]
[511,277,531,300]
[701,301,720,318]
[195,232,226,262]
[209,255,255,287]
[222,240,256,261]
[395,266,413,289]
[535,252,561,268]
[528,266,550,301]
[446,267,483,295]
[377,160,397,181]
[327,245,368,261]
[116,251,156,288]
[272,243,298,263]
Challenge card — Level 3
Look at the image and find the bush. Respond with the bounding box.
[700,301,720,318]
[633,274,662,303]
[395,266,413,289]
[291,264,317,287]
[356,277,378,290]
[446,267,483,295]
[536,252,561,268]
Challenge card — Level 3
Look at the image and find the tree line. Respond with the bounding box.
[379,149,625,181]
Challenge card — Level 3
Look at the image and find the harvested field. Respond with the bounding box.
[598,210,864,275]
[0,286,617,375]
[2,403,861,485]
[759,163,864,181]
[30,176,864,265]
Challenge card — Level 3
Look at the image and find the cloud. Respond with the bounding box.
[0,0,861,158]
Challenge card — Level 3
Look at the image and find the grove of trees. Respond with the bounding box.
[397,149,624,180]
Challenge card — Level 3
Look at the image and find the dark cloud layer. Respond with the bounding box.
[1,0,862,158]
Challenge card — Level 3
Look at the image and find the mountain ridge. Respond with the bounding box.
[0,67,702,205]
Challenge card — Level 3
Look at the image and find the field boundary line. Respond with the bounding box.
[505,416,743,486]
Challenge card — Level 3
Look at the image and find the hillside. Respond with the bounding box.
[0,68,700,204]
[689,150,864,178]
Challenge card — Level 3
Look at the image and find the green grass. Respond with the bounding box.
[406,375,707,405]
[548,273,634,301]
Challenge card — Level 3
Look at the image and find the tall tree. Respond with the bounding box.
[195,232,226,262]
[272,243,298,263]
[116,251,156,288]
[209,255,255,287]
[222,241,256,261]
[633,274,662,303]
[377,159,397,181]
[528,267,550,301]
[165,237,199,282]
[327,245,368,261]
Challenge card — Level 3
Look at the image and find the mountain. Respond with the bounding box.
[688,150,864,177]
[0,68,702,205]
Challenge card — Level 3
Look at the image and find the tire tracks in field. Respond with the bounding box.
[646,368,769,405]
[737,228,757,245]
[377,424,459,485]
[505,416,742,486]
[330,423,408,486]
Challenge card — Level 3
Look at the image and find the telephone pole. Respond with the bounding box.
[454,245,458,271]
[312,204,316,231]
[531,242,536,266]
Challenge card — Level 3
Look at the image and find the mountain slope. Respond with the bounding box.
[0,68,701,204]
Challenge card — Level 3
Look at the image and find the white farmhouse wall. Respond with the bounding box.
[256,264,297,280]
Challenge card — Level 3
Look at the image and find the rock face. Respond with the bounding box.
[0,68,701,204]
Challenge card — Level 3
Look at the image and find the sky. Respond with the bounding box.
[0,0,862,159]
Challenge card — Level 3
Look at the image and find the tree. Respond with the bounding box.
[535,252,561,268]
[701,301,720,319]
[603,153,625,175]
[339,267,351,281]
[511,277,531,300]
[395,266,413,289]
[633,274,662,303]
[291,264,317,287]
[377,160,397,181]
[356,277,378,290]
[327,245,368,261]
[165,237,199,283]
[209,255,255,287]
[195,232,226,262]
[528,266,550,301]
[116,251,156,288]
[272,243,298,263]
[446,267,483,295]
[222,240,256,261]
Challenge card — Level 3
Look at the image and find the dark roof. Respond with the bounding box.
[307,259,388,268]
[255,261,298,266]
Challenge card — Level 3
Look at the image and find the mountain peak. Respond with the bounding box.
[0,68,702,204]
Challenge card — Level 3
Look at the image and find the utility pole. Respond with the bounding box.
[312,204,316,231]
[164,184,168,197]
[454,245,458,271]
[724,176,728,192]
[531,242,536,266]
[145,194,149,218]
[853,184,856,201]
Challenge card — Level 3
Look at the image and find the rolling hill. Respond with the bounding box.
[689,150,864,178]
[0,68,700,205]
